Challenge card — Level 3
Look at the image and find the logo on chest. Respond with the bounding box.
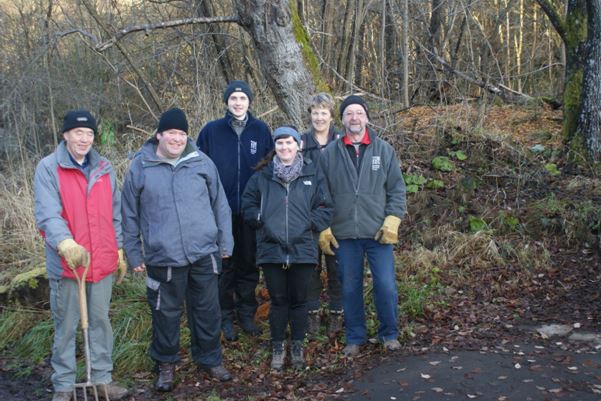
[250,140,258,155]
[371,156,381,171]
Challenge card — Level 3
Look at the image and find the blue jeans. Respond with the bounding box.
[335,239,398,345]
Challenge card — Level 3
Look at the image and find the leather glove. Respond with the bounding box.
[115,249,127,284]
[57,238,89,270]
[319,227,339,256]
[374,215,402,244]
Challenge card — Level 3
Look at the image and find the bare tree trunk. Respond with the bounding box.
[234,0,315,128]
[337,1,355,87]
[578,0,601,159]
[402,0,409,107]
[194,0,235,83]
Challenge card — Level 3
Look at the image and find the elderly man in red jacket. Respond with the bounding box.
[34,110,128,401]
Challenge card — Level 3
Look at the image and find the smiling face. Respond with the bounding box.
[310,105,334,135]
[275,136,299,165]
[155,129,188,159]
[227,92,250,120]
[63,127,94,163]
[341,104,369,138]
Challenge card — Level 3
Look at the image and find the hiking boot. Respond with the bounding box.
[203,364,232,382]
[96,382,129,400]
[342,344,360,357]
[383,339,401,351]
[291,340,305,370]
[327,310,343,337]
[52,392,72,401]
[271,341,286,370]
[239,315,262,336]
[155,362,175,392]
[222,318,238,341]
[307,310,321,336]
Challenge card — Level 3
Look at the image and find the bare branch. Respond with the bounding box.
[535,0,567,44]
[417,42,533,104]
[96,16,239,51]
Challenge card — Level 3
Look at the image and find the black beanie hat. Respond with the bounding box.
[62,110,97,135]
[157,108,188,134]
[223,80,254,104]
[339,95,369,119]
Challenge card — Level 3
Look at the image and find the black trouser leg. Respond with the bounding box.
[187,255,223,368]
[146,266,186,364]
[233,215,259,319]
[287,264,313,341]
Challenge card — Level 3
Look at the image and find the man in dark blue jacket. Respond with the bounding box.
[197,80,273,340]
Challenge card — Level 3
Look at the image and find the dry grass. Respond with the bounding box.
[0,164,43,286]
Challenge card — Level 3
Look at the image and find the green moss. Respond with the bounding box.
[564,6,587,50]
[562,69,583,141]
[11,267,46,289]
[289,3,329,92]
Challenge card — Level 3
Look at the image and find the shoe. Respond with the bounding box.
[96,382,129,400]
[271,341,286,370]
[52,392,72,401]
[342,344,360,357]
[307,311,321,336]
[383,339,401,351]
[204,364,232,382]
[290,340,305,370]
[222,318,238,341]
[155,362,175,392]
[327,310,343,336]
[239,315,262,336]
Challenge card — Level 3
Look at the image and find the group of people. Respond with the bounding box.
[34,80,407,401]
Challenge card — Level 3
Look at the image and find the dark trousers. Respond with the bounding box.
[306,252,343,312]
[262,263,313,342]
[146,255,222,368]
[219,214,259,321]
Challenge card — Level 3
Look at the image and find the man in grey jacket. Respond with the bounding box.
[121,108,234,391]
[319,95,406,357]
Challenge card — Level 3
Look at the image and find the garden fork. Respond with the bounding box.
[72,260,110,401]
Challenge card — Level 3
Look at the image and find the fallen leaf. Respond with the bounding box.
[467,394,477,399]
[429,361,441,366]
[432,387,443,393]
[421,373,431,379]
[514,363,521,369]
[336,388,344,393]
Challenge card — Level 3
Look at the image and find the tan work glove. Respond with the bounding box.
[374,215,402,244]
[57,238,89,270]
[319,227,339,256]
[115,249,127,284]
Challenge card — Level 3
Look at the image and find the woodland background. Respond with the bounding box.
[0,1,600,400]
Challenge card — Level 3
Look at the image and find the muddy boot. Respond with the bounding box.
[239,315,262,336]
[222,318,238,341]
[291,340,305,370]
[155,362,175,392]
[307,310,321,337]
[327,310,344,337]
[270,341,286,370]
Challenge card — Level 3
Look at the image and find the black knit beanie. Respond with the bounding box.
[339,95,369,119]
[223,80,254,104]
[62,110,97,134]
[157,108,188,133]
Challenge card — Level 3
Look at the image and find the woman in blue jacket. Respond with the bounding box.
[242,126,332,370]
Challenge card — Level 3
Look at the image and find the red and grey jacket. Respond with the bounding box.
[34,141,122,282]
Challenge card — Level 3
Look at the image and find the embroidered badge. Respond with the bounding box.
[303,180,312,186]
[371,156,381,171]
[250,140,257,155]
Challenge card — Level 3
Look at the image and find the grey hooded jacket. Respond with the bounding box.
[121,139,233,268]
